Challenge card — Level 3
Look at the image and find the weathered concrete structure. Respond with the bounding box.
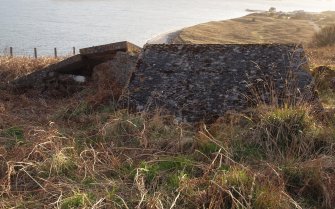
[80,41,141,56]
[92,51,138,98]
[80,41,141,74]
[11,41,141,95]
[125,44,316,123]
[11,41,318,122]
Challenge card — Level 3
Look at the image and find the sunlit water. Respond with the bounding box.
[0,0,334,55]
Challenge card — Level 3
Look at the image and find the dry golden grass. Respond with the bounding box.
[174,14,317,44]
[306,46,335,66]
[0,55,334,208]
[173,12,335,46]
[0,56,60,85]
[1,15,335,207]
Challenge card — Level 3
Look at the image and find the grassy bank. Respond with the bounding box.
[0,56,60,86]
[0,48,335,209]
[173,12,335,45]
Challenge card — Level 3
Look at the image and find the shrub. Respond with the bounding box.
[312,24,335,47]
[251,107,315,160]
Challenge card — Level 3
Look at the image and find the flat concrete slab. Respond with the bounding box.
[79,41,141,56]
[45,54,86,74]
[79,41,142,71]
[126,44,316,123]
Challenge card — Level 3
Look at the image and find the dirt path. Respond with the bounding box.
[310,21,321,32]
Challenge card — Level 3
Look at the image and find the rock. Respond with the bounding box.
[92,51,138,99]
[125,44,317,123]
[312,65,335,91]
[311,65,334,77]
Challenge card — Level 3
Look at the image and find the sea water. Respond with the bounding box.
[0,0,334,55]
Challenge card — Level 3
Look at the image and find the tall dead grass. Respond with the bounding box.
[306,46,335,66]
[1,100,334,208]
[311,24,335,48]
[0,56,60,85]
[0,56,334,208]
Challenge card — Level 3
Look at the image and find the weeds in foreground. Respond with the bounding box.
[1,103,334,208]
[0,56,60,85]
[0,57,335,208]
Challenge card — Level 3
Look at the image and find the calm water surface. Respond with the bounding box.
[0,0,334,55]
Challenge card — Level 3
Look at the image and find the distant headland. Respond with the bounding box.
[148,9,335,45]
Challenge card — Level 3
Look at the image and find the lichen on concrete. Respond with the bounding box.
[125,44,316,123]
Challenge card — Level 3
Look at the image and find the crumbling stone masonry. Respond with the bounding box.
[125,44,316,123]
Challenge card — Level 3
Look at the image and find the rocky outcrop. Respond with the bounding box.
[92,51,138,99]
[125,44,317,123]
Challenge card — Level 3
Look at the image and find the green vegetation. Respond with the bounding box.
[0,126,25,149]
[1,13,335,207]
[1,86,333,208]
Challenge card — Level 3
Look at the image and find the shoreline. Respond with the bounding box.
[165,10,335,45]
[145,10,320,45]
[146,29,182,44]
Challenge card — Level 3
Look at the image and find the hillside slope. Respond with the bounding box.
[173,11,335,44]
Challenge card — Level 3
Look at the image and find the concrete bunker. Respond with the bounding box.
[11,41,141,96]
[125,44,316,123]
[11,42,317,122]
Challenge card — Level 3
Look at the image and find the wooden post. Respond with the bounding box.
[54,47,57,58]
[34,48,37,59]
[9,47,13,57]
[73,47,76,55]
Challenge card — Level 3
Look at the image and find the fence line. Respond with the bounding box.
[2,47,77,58]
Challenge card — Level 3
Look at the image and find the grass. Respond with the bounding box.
[0,56,60,86]
[311,24,335,47]
[173,12,335,45]
[173,13,317,44]
[1,25,335,208]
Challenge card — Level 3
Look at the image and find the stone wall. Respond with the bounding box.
[125,44,316,123]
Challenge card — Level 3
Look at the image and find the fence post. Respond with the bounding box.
[34,48,37,59]
[9,47,13,57]
[54,47,57,58]
[73,47,76,55]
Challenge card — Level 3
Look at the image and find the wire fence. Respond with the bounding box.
[2,46,77,58]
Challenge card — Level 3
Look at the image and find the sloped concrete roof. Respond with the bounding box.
[126,44,315,123]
